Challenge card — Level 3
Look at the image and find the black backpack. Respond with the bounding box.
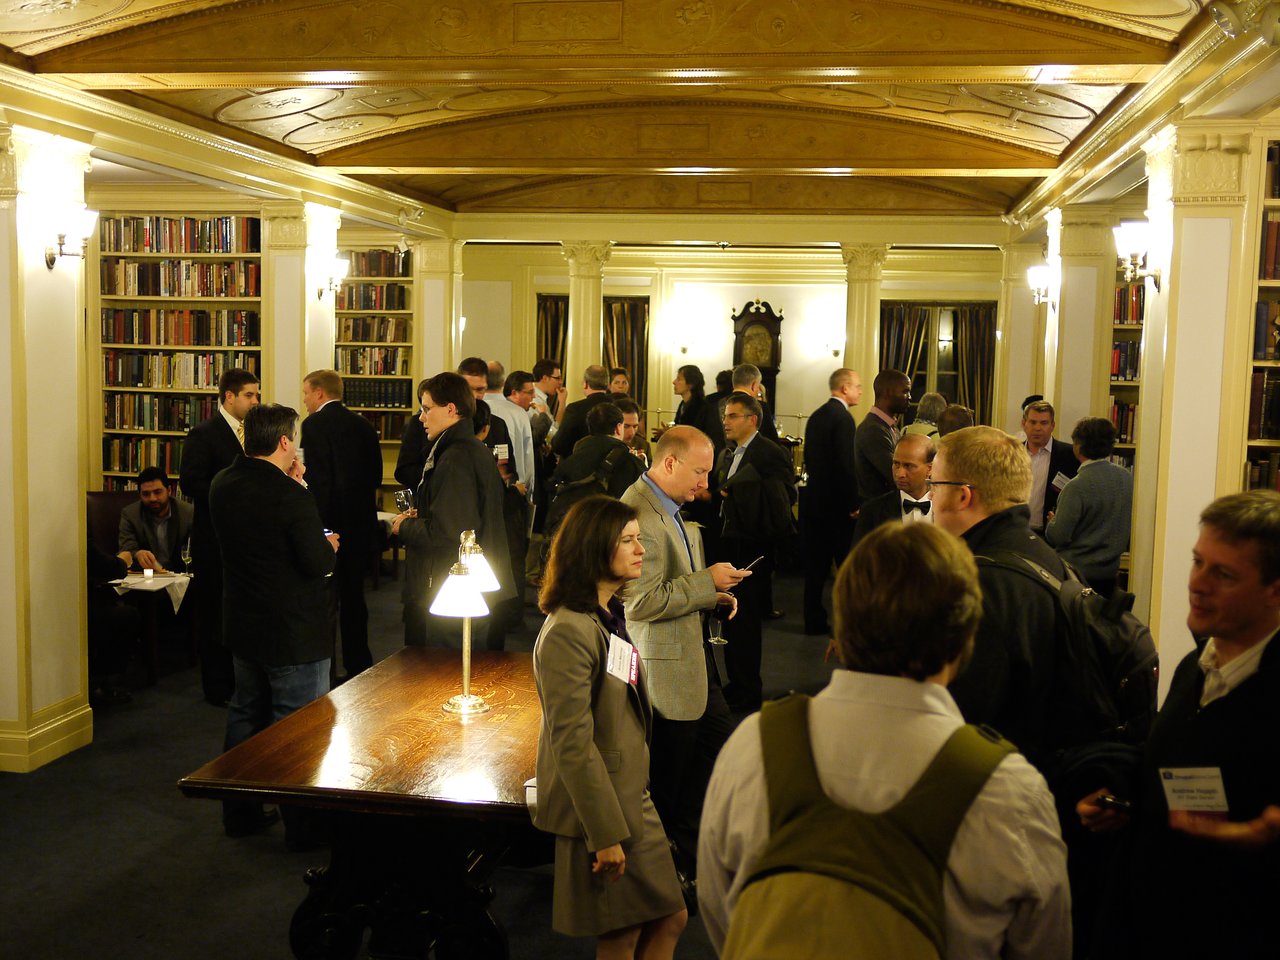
[544,444,629,543]
[975,552,1158,757]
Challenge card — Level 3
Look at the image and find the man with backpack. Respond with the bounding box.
[544,401,645,544]
[698,522,1069,958]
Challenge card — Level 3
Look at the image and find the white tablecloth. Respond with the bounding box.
[111,573,191,613]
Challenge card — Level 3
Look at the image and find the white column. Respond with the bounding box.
[1140,126,1249,694]
[303,202,342,380]
[996,243,1046,432]
[260,201,307,404]
[415,239,464,377]
[0,125,96,771]
[1054,208,1115,431]
[840,243,888,420]
[561,241,612,387]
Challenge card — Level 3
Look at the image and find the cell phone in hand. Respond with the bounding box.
[739,556,765,572]
[1094,794,1132,812]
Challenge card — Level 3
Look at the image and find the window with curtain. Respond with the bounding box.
[535,293,569,372]
[880,300,997,425]
[603,296,649,406]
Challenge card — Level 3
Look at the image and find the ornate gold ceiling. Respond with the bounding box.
[0,0,1214,216]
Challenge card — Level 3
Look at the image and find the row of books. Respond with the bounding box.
[100,308,261,347]
[1247,452,1280,491]
[1107,452,1134,471]
[103,350,259,390]
[1253,299,1280,361]
[345,249,412,278]
[102,436,183,475]
[1109,397,1138,443]
[1266,143,1280,201]
[344,378,414,409]
[1262,212,1280,280]
[335,347,411,376]
[1111,340,1140,381]
[103,392,220,433]
[1113,283,1145,324]
[101,259,261,298]
[1247,369,1280,439]
[357,410,411,441]
[337,315,410,343]
[336,282,410,311]
[99,215,261,255]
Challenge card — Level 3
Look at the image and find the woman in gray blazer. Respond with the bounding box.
[532,495,688,958]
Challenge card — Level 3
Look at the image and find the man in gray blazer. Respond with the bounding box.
[118,466,194,572]
[622,426,747,869]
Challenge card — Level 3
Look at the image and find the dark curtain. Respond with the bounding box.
[603,296,650,406]
[535,294,569,372]
[879,302,931,382]
[954,303,997,425]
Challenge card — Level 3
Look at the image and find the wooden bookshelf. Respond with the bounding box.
[93,212,263,491]
[1245,144,1280,491]
[1107,272,1143,475]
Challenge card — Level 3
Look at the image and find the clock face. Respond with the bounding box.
[742,324,773,367]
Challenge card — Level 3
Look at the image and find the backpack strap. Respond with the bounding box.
[974,549,1064,593]
[757,694,822,832]
[887,725,1015,868]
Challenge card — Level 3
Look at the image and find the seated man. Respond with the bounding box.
[118,466,194,572]
[699,523,1070,958]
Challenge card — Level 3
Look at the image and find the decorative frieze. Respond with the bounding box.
[1173,129,1250,206]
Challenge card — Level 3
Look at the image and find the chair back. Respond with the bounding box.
[86,491,137,557]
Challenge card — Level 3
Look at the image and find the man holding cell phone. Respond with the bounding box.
[714,393,797,714]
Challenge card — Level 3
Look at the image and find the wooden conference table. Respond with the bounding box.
[179,648,543,960]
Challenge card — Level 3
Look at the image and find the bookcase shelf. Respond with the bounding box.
[1245,139,1280,492]
[91,210,264,491]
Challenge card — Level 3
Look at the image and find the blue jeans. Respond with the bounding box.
[224,656,330,752]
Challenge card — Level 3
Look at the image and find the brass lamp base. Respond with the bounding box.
[442,693,490,716]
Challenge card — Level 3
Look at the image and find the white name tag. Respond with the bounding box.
[494,443,509,462]
[1051,471,1072,492]
[1159,767,1230,813]
[606,633,639,686]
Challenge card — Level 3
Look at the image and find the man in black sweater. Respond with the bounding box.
[853,368,911,502]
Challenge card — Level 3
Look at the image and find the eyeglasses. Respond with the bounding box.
[926,479,972,490]
[723,413,752,422]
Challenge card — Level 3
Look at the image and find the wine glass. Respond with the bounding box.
[180,538,193,574]
[394,488,414,513]
[707,611,727,646]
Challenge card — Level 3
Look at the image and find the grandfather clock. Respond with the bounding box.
[731,299,783,401]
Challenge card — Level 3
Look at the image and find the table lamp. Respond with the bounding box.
[429,531,500,716]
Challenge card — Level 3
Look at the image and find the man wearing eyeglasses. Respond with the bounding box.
[929,425,1065,768]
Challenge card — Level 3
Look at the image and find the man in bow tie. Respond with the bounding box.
[851,434,935,547]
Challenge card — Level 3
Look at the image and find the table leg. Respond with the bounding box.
[288,812,527,960]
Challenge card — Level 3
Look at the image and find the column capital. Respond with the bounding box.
[1172,127,1252,206]
[414,238,466,274]
[260,200,307,249]
[1057,211,1114,260]
[560,240,613,276]
[0,123,15,200]
[840,243,889,281]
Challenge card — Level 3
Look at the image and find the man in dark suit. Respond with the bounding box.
[801,368,861,634]
[729,363,779,442]
[854,368,911,501]
[179,367,259,705]
[851,433,935,547]
[551,364,613,458]
[715,393,797,712]
[117,466,194,572]
[210,403,338,839]
[301,369,383,678]
[1022,399,1078,534]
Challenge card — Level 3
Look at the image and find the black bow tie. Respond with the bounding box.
[904,499,931,515]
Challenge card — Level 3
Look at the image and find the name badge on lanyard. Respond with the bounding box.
[607,633,639,686]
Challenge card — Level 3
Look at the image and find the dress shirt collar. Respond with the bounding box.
[1025,436,1054,458]
[1198,628,1278,707]
[870,405,898,427]
[642,473,684,522]
[218,404,245,448]
[820,668,962,720]
[316,398,339,412]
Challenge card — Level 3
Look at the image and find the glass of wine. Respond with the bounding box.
[180,538,193,574]
[394,488,414,513]
[707,611,727,645]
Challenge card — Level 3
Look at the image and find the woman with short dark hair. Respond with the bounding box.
[532,495,687,959]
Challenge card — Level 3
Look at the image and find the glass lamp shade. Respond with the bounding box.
[429,566,490,618]
[1112,221,1150,260]
[1026,264,1051,292]
[462,551,501,593]
[330,255,350,283]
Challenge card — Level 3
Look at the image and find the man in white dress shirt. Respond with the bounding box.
[698,522,1070,959]
[850,433,934,547]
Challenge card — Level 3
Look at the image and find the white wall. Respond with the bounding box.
[460,280,513,366]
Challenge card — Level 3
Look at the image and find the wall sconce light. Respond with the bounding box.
[1113,220,1161,292]
[1026,264,1053,306]
[45,207,99,270]
[316,256,350,301]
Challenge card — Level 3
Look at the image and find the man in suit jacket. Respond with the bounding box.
[117,466,194,572]
[179,367,259,705]
[1022,399,1079,534]
[209,402,338,839]
[851,433,935,547]
[854,368,912,502]
[729,363,779,442]
[301,369,383,677]
[552,364,613,459]
[715,393,797,713]
[801,368,861,634]
[621,426,746,868]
